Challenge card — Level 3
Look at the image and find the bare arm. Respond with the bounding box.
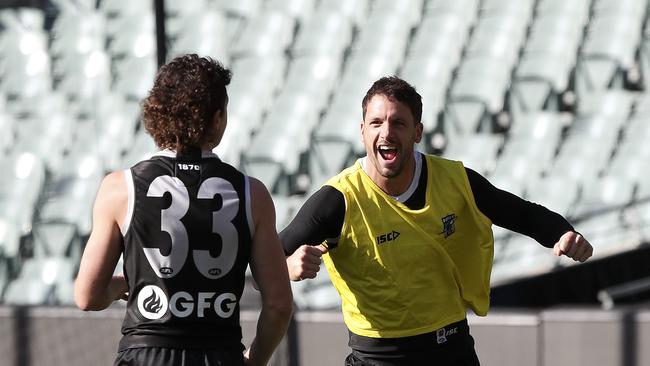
[245,178,293,366]
[74,171,129,311]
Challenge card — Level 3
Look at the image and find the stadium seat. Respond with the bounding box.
[54,51,112,115]
[511,56,571,115]
[491,233,557,285]
[536,0,591,21]
[163,0,208,34]
[568,115,625,146]
[244,162,283,194]
[509,10,585,116]
[494,138,558,181]
[245,92,319,175]
[0,43,52,103]
[12,108,75,172]
[214,0,262,19]
[283,56,341,111]
[481,0,535,17]
[0,152,46,235]
[232,11,295,57]
[70,95,139,170]
[609,153,648,187]
[487,175,527,198]
[213,114,250,168]
[230,56,287,112]
[292,265,340,310]
[0,257,8,298]
[572,175,635,219]
[407,13,470,65]
[575,10,644,95]
[50,10,107,58]
[464,17,528,69]
[98,0,150,19]
[3,277,55,305]
[526,175,580,218]
[112,55,157,100]
[168,8,229,63]
[571,210,640,260]
[31,222,80,260]
[308,141,354,190]
[38,155,104,236]
[265,0,316,25]
[399,56,454,131]
[316,0,368,27]
[425,0,479,25]
[0,111,15,153]
[548,136,612,186]
[4,256,76,305]
[317,85,366,154]
[342,54,402,93]
[576,90,636,119]
[370,0,423,28]
[292,9,352,58]
[0,217,20,263]
[508,112,565,142]
[442,134,503,175]
[352,13,411,57]
[121,130,157,169]
[55,276,75,305]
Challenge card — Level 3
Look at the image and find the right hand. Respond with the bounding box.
[110,274,129,301]
[286,244,328,281]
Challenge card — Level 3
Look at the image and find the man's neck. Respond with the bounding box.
[361,152,421,197]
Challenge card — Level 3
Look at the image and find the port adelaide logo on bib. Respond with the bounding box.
[137,285,168,320]
[440,213,457,238]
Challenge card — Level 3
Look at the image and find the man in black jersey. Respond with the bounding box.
[75,54,293,366]
[281,76,593,365]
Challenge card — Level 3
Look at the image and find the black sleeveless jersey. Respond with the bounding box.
[118,149,253,351]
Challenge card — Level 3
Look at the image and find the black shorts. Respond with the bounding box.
[344,319,480,366]
[114,347,245,366]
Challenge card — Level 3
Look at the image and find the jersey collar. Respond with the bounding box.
[152,149,221,159]
[359,151,422,203]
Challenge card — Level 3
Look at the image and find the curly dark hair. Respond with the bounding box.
[142,54,232,152]
[361,76,423,124]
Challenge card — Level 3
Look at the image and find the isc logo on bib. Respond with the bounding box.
[137,285,169,320]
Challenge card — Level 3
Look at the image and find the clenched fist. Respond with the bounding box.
[553,231,593,263]
[286,244,328,281]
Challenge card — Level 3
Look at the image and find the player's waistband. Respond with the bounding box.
[118,333,245,352]
[348,318,471,353]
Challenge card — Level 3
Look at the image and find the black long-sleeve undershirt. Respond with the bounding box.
[280,161,574,254]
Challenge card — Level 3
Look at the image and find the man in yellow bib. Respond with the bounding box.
[281,76,593,365]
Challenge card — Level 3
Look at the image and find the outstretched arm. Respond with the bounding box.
[75,171,129,311]
[466,168,593,262]
[245,178,293,366]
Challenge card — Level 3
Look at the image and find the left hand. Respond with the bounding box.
[553,231,593,263]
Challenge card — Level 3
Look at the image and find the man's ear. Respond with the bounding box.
[213,109,223,126]
[415,122,423,143]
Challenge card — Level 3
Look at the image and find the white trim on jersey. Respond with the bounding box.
[122,168,135,236]
[152,149,220,159]
[244,175,255,238]
[393,151,422,203]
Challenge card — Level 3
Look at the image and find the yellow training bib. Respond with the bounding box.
[322,154,493,338]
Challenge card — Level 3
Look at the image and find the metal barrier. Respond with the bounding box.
[0,306,649,366]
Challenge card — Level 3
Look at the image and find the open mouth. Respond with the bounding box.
[378,145,398,161]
